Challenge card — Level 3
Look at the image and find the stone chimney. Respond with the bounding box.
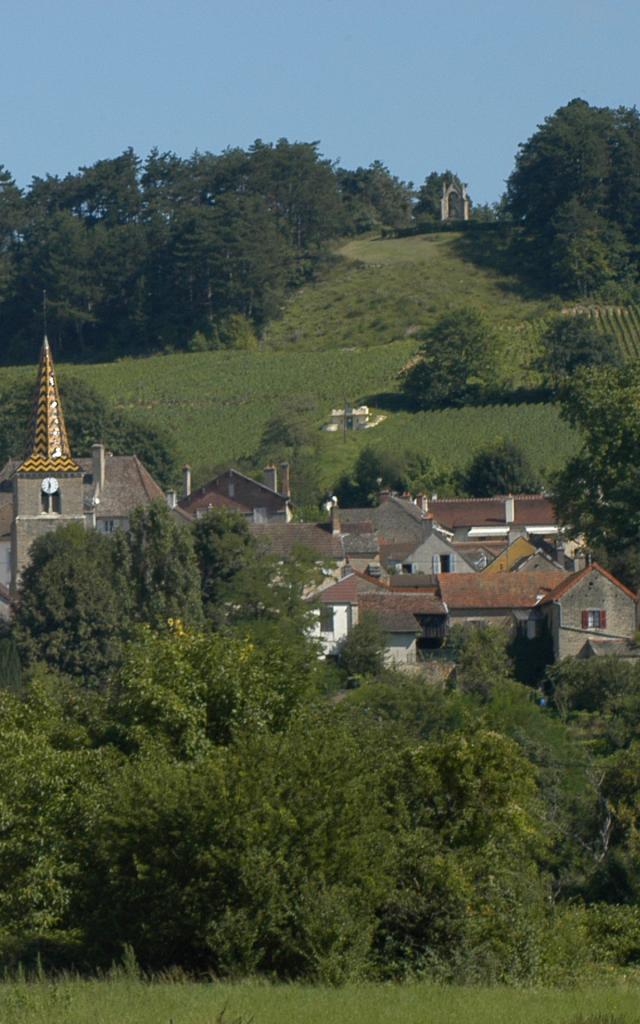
[165,489,177,510]
[182,464,192,499]
[416,493,429,515]
[505,495,515,525]
[331,503,341,535]
[554,538,565,568]
[264,464,278,492]
[279,461,291,498]
[92,443,105,493]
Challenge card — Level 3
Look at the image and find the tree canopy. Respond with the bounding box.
[462,441,540,497]
[536,313,621,390]
[553,364,640,554]
[402,309,502,410]
[506,99,640,295]
[0,143,417,364]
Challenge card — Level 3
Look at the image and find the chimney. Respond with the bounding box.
[279,461,291,498]
[165,489,177,510]
[92,443,105,493]
[554,538,565,567]
[505,495,515,524]
[379,489,391,504]
[416,493,429,515]
[264,464,278,492]
[182,464,192,499]
[331,503,341,535]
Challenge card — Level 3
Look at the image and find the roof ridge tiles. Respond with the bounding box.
[538,562,638,605]
[431,493,548,504]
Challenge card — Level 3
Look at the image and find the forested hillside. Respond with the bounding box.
[0,146,414,363]
[1,97,639,365]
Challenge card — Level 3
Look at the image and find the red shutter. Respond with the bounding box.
[581,610,588,629]
[601,610,607,629]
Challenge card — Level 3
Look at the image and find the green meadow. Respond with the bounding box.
[0,978,638,1024]
[0,231,602,490]
[267,232,554,354]
[0,341,577,490]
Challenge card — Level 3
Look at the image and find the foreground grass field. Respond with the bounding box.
[0,978,638,1024]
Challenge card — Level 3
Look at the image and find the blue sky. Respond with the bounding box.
[2,0,639,203]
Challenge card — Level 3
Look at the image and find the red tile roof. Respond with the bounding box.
[318,572,385,604]
[192,492,252,514]
[429,494,556,529]
[181,468,288,516]
[438,571,564,610]
[360,591,446,630]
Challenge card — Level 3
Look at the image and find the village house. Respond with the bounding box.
[315,569,447,665]
[254,490,577,583]
[322,402,385,433]
[538,564,638,660]
[179,464,292,523]
[426,493,559,543]
[314,562,638,667]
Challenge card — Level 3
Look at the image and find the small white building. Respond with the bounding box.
[323,403,385,433]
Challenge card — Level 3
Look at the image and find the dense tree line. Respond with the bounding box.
[2,98,640,367]
[0,145,423,364]
[506,98,640,297]
[1,504,640,982]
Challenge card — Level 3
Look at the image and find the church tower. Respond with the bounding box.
[10,338,85,592]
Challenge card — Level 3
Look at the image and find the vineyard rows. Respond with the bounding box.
[62,344,575,490]
[567,305,640,361]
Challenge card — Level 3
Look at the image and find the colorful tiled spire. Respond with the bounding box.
[19,337,80,473]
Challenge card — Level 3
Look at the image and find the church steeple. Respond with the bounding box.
[18,337,80,473]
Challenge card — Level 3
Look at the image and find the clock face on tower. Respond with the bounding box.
[41,477,59,495]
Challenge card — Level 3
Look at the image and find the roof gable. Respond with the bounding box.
[538,563,637,605]
[180,467,288,514]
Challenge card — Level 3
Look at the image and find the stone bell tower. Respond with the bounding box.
[10,337,85,593]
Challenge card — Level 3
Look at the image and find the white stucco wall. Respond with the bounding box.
[313,602,354,656]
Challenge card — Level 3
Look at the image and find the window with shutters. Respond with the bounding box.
[581,609,607,629]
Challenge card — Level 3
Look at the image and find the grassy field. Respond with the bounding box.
[64,350,576,489]
[267,233,554,357]
[0,341,577,490]
[0,977,637,1024]
[0,231,594,491]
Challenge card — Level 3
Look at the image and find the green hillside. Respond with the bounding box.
[0,344,573,493]
[0,231,589,495]
[567,304,640,360]
[267,232,553,369]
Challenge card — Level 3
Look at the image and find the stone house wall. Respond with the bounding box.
[546,573,637,660]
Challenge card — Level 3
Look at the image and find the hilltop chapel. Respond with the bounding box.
[0,338,186,616]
